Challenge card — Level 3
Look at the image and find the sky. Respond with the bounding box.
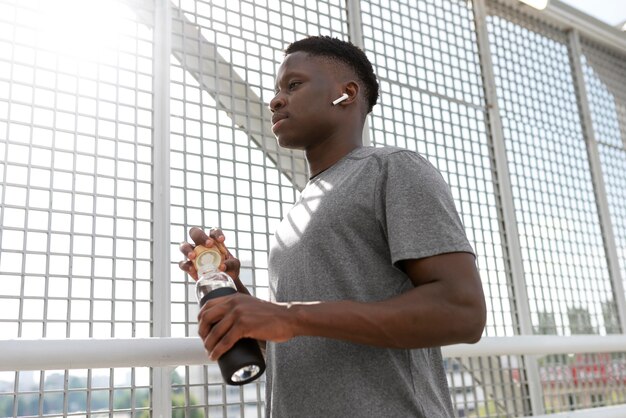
[559,0,626,27]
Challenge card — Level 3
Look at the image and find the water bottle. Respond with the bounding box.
[194,245,266,385]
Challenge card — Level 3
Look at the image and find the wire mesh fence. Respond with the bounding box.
[0,0,625,416]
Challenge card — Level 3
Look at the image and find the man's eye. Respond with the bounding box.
[288,81,301,90]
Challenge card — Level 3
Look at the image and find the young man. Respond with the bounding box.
[180,36,486,417]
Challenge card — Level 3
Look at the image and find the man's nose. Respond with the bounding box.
[269,94,285,112]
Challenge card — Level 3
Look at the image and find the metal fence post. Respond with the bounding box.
[346,0,371,147]
[472,0,545,414]
[152,0,172,416]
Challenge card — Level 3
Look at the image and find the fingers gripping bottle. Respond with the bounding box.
[194,245,265,385]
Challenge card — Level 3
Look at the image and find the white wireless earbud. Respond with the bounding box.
[332,93,349,106]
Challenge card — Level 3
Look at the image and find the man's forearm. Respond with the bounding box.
[288,282,484,349]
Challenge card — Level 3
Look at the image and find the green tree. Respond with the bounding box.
[136,370,203,418]
[4,370,204,417]
[568,306,596,335]
[602,301,621,334]
[0,396,14,417]
[534,311,557,335]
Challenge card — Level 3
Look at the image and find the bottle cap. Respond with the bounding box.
[194,245,222,277]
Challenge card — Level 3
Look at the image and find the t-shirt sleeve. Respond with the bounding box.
[375,150,475,265]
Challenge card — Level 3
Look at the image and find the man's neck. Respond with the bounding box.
[306,141,363,179]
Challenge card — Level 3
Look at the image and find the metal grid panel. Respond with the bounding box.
[361,0,525,414]
[486,1,626,413]
[361,0,516,339]
[486,2,615,337]
[167,0,347,416]
[446,355,530,417]
[0,368,151,417]
[0,0,153,415]
[361,0,484,108]
[580,39,626,299]
[596,148,626,290]
[539,352,626,412]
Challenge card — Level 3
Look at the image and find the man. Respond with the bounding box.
[180,36,486,417]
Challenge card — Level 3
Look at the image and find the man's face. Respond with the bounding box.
[270,51,343,149]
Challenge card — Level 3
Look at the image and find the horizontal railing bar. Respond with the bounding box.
[1,335,626,371]
[0,337,208,371]
[442,334,626,357]
[522,404,626,418]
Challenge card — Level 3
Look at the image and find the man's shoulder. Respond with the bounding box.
[352,145,413,157]
[350,146,433,171]
[349,145,422,164]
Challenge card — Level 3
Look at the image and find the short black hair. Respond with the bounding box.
[285,36,379,114]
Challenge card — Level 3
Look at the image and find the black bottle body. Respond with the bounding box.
[199,286,266,385]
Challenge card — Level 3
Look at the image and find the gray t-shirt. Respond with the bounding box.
[266,146,474,417]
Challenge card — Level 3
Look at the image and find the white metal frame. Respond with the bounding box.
[497,0,626,53]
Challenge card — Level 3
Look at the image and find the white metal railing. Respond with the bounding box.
[2,335,626,371]
[1,335,626,417]
[526,404,626,418]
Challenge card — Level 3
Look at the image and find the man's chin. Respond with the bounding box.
[276,135,305,150]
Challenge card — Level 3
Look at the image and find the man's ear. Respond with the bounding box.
[341,81,359,105]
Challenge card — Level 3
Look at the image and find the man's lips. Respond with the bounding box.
[271,113,287,132]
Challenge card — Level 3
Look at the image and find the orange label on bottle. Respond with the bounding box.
[193,245,222,275]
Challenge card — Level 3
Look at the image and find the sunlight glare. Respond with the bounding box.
[519,0,550,10]
[35,0,135,61]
